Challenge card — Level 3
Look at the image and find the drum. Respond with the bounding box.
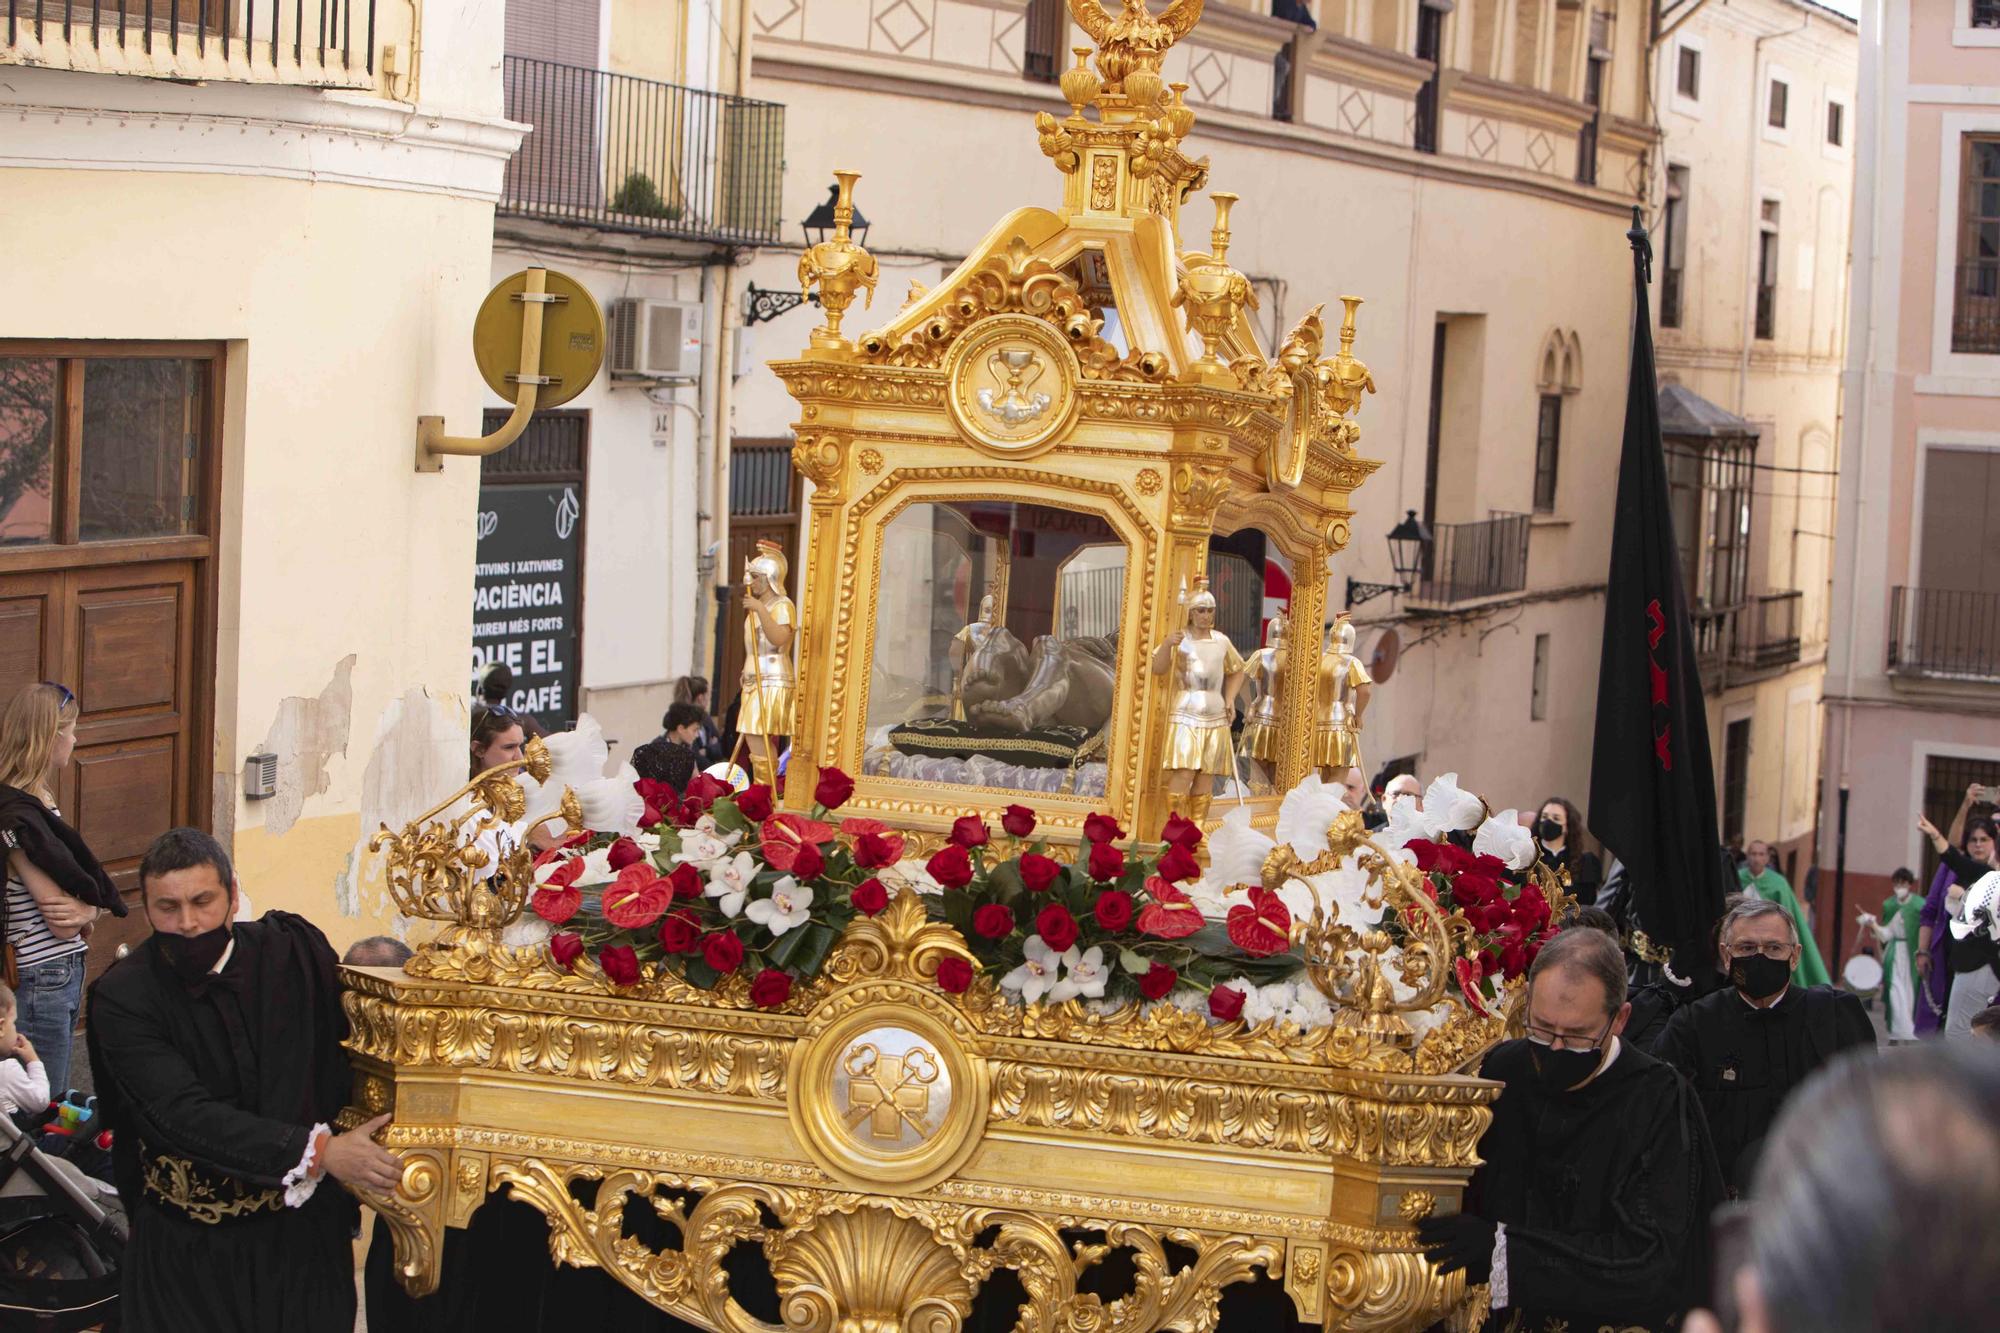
[1842,952,1883,997]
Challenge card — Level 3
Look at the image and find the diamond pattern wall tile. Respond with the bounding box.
[1190,51,1229,102]
[874,0,930,54]
[1467,118,1497,159]
[1339,88,1372,135]
[1527,131,1554,171]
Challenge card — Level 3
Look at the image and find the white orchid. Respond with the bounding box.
[1424,772,1486,832]
[1474,810,1538,871]
[674,828,735,870]
[704,850,759,917]
[1061,946,1109,1001]
[692,813,742,844]
[745,877,812,936]
[1000,936,1076,1005]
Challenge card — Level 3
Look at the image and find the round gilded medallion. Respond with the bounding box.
[944,314,1081,458]
[788,1001,988,1190]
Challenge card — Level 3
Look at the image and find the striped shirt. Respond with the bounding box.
[3,803,88,969]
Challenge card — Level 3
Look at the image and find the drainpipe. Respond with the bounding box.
[694,263,726,683]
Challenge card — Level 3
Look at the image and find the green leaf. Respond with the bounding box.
[787,923,841,979]
[683,958,722,990]
[712,801,754,837]
[939,888,977,937]
[988,860,1028,911]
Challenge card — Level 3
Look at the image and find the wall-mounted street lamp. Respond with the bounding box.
[1344,510,1433,608]
[744,183,874,326]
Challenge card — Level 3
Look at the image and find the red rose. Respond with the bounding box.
[1083,812,1124,845]
[950,815,990,849]
[702,931,745,973]
[597,945,641,987]
[1138,962,1179,1000]
[1154,843,1201,885]
[1453,872,1500,907]
[1159,812,1203,849]
[1438,842,1478,874]
[1407,840,1444,871]
[791,840,826,880]
[851,878,889,916]
[749,968,794,1008]
[734,784,775,822]
[531,884,582,925]
[1208,984,1247,1022]
[936,956,975,994]
[973,904,1016,939]
[927,843,974,889]
[1093,890,1135,932]
[854,830,906,869]
[668,863,705,900]
[1035,904,1080,952]
[1512,884,1551,928]
[813,767,855,810]
[602,864,671,929]
[1473,852,1508,878]
[606,837,645,872]
[682,773,731,814]
[542,857,585,889]
[657,908,702,953]
[1226,887,1293,957]
[1001,804,1037,838]
[1464,901,1505,934]
[1019,853,1062,893]
[635,775,679,810]
[549,932,584,971]
[1136,877,1204,939]
[1499,942,1529,979]
[1087,841,1126,882]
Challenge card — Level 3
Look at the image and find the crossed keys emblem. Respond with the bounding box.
[841,1041,941,1141]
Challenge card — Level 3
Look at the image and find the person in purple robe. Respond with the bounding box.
[1916,791,2000,1034]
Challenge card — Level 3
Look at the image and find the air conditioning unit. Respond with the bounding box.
[609,298,702,382]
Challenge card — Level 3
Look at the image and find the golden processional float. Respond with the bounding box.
[346,3,1554,1329]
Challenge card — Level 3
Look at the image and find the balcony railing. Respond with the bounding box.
[1415,512,1531,604]
[3,0,381,90]
[1734,589,1802,670]
[1952,259,2000,354]
[500,56,785,245]
[1889,586,2000,681]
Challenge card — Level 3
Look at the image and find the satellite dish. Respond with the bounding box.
[1368,628,1401,683]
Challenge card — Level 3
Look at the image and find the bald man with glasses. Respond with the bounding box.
[1658,897,1875,1197]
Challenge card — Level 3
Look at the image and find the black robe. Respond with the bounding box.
[1655,984,1875,1196]
[86,912,360,1333]
[1467,1038,1724,1333]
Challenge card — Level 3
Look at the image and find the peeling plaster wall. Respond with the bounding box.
[255,655,356,837]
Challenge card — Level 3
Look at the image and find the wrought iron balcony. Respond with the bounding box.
[1889,586,2000,681]
[1953,259,2000,355]
[1413,512,1531,605]
[1734,589,1802,670]
[500,56,785,246]
[3,0,384,91]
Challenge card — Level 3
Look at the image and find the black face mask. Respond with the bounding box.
[1530,1040,1605,1093]
[1730,953,1791,1001]
[156,924,233,988]
[1535,818,1564,843]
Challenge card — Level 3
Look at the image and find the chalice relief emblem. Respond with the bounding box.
[976,347,1052,428]
[839,1038,942,1148]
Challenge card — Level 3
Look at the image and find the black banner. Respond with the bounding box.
[473,482,582,729]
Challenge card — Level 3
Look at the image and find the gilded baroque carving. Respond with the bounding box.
[1168,461,1230,529]
[1135,467,1162,495]
[791,432,848,502]
[858,447,885,474]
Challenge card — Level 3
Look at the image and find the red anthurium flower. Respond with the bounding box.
[602,864,671,929]
[813,767,855,810]
[1035,904,1080,952]
[667,863,705,900]
[1159,812,1203,849]
[927,843,974,889]
[1001,804,1037,838]
[1136,878,1204,940]
[1138,962,1179,1000]
[973,904,1016,939]
[597,945,641,987]
[1093,890,1134,932]
[1225,887,1292,957]
[1018,853,1062,893]
[540,856,585,890]
[936,956,974,994]
[851,878,889,916]
[1083,813,1125,845]
[531,884,582,925]
[1455,957,1494,1015]
[1087,841,1126,882]
[1208,984,1246,1022]
[1153,843,1201,884]
[749,968,794,1008]
[657,908,702,954]
[606,837,645,872]
[702,931,745,972]
[549,932,584,971]
[791,840,826,880]
[949,815,990,849]
[759,812,836,871]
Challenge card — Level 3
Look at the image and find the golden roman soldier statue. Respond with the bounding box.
[739,538,797,790]
[1315,613,1372,784]
[1238,610,1288,766]
[1150,575,1245,824]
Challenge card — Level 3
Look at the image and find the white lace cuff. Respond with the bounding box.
[1489,1222,1510,1310]
[282,1123,332,1208]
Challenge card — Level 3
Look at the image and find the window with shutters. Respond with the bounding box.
[1952,136,2000,354]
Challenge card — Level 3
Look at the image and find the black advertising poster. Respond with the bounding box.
[473,482,582,729]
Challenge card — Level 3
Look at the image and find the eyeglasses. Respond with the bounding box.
[41,682,75,709]
[1724,941,1796,960]
[473,701,518,718]
[1525,1020,1613,1053]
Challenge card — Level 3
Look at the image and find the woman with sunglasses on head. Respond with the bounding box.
[0,683,127,1097]
[469,700,530,781]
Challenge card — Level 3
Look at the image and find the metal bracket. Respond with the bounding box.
[744,282,818,326]
[1345,577,1406,610]
[416,267,550,473]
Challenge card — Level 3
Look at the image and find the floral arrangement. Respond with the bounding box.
[524,752,1559,1026]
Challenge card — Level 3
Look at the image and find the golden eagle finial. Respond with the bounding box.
[1067,0,1206,91]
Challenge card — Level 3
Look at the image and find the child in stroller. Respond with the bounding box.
[0,991,109,1187]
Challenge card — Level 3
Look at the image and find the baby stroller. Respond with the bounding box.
[0,1114,124,1331]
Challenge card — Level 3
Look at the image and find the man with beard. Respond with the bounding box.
[1657,896,1875,1197]
[86,827,403,1331]
[1419,927,1725,1332]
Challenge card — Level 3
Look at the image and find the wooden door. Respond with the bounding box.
[0,562,199,974]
